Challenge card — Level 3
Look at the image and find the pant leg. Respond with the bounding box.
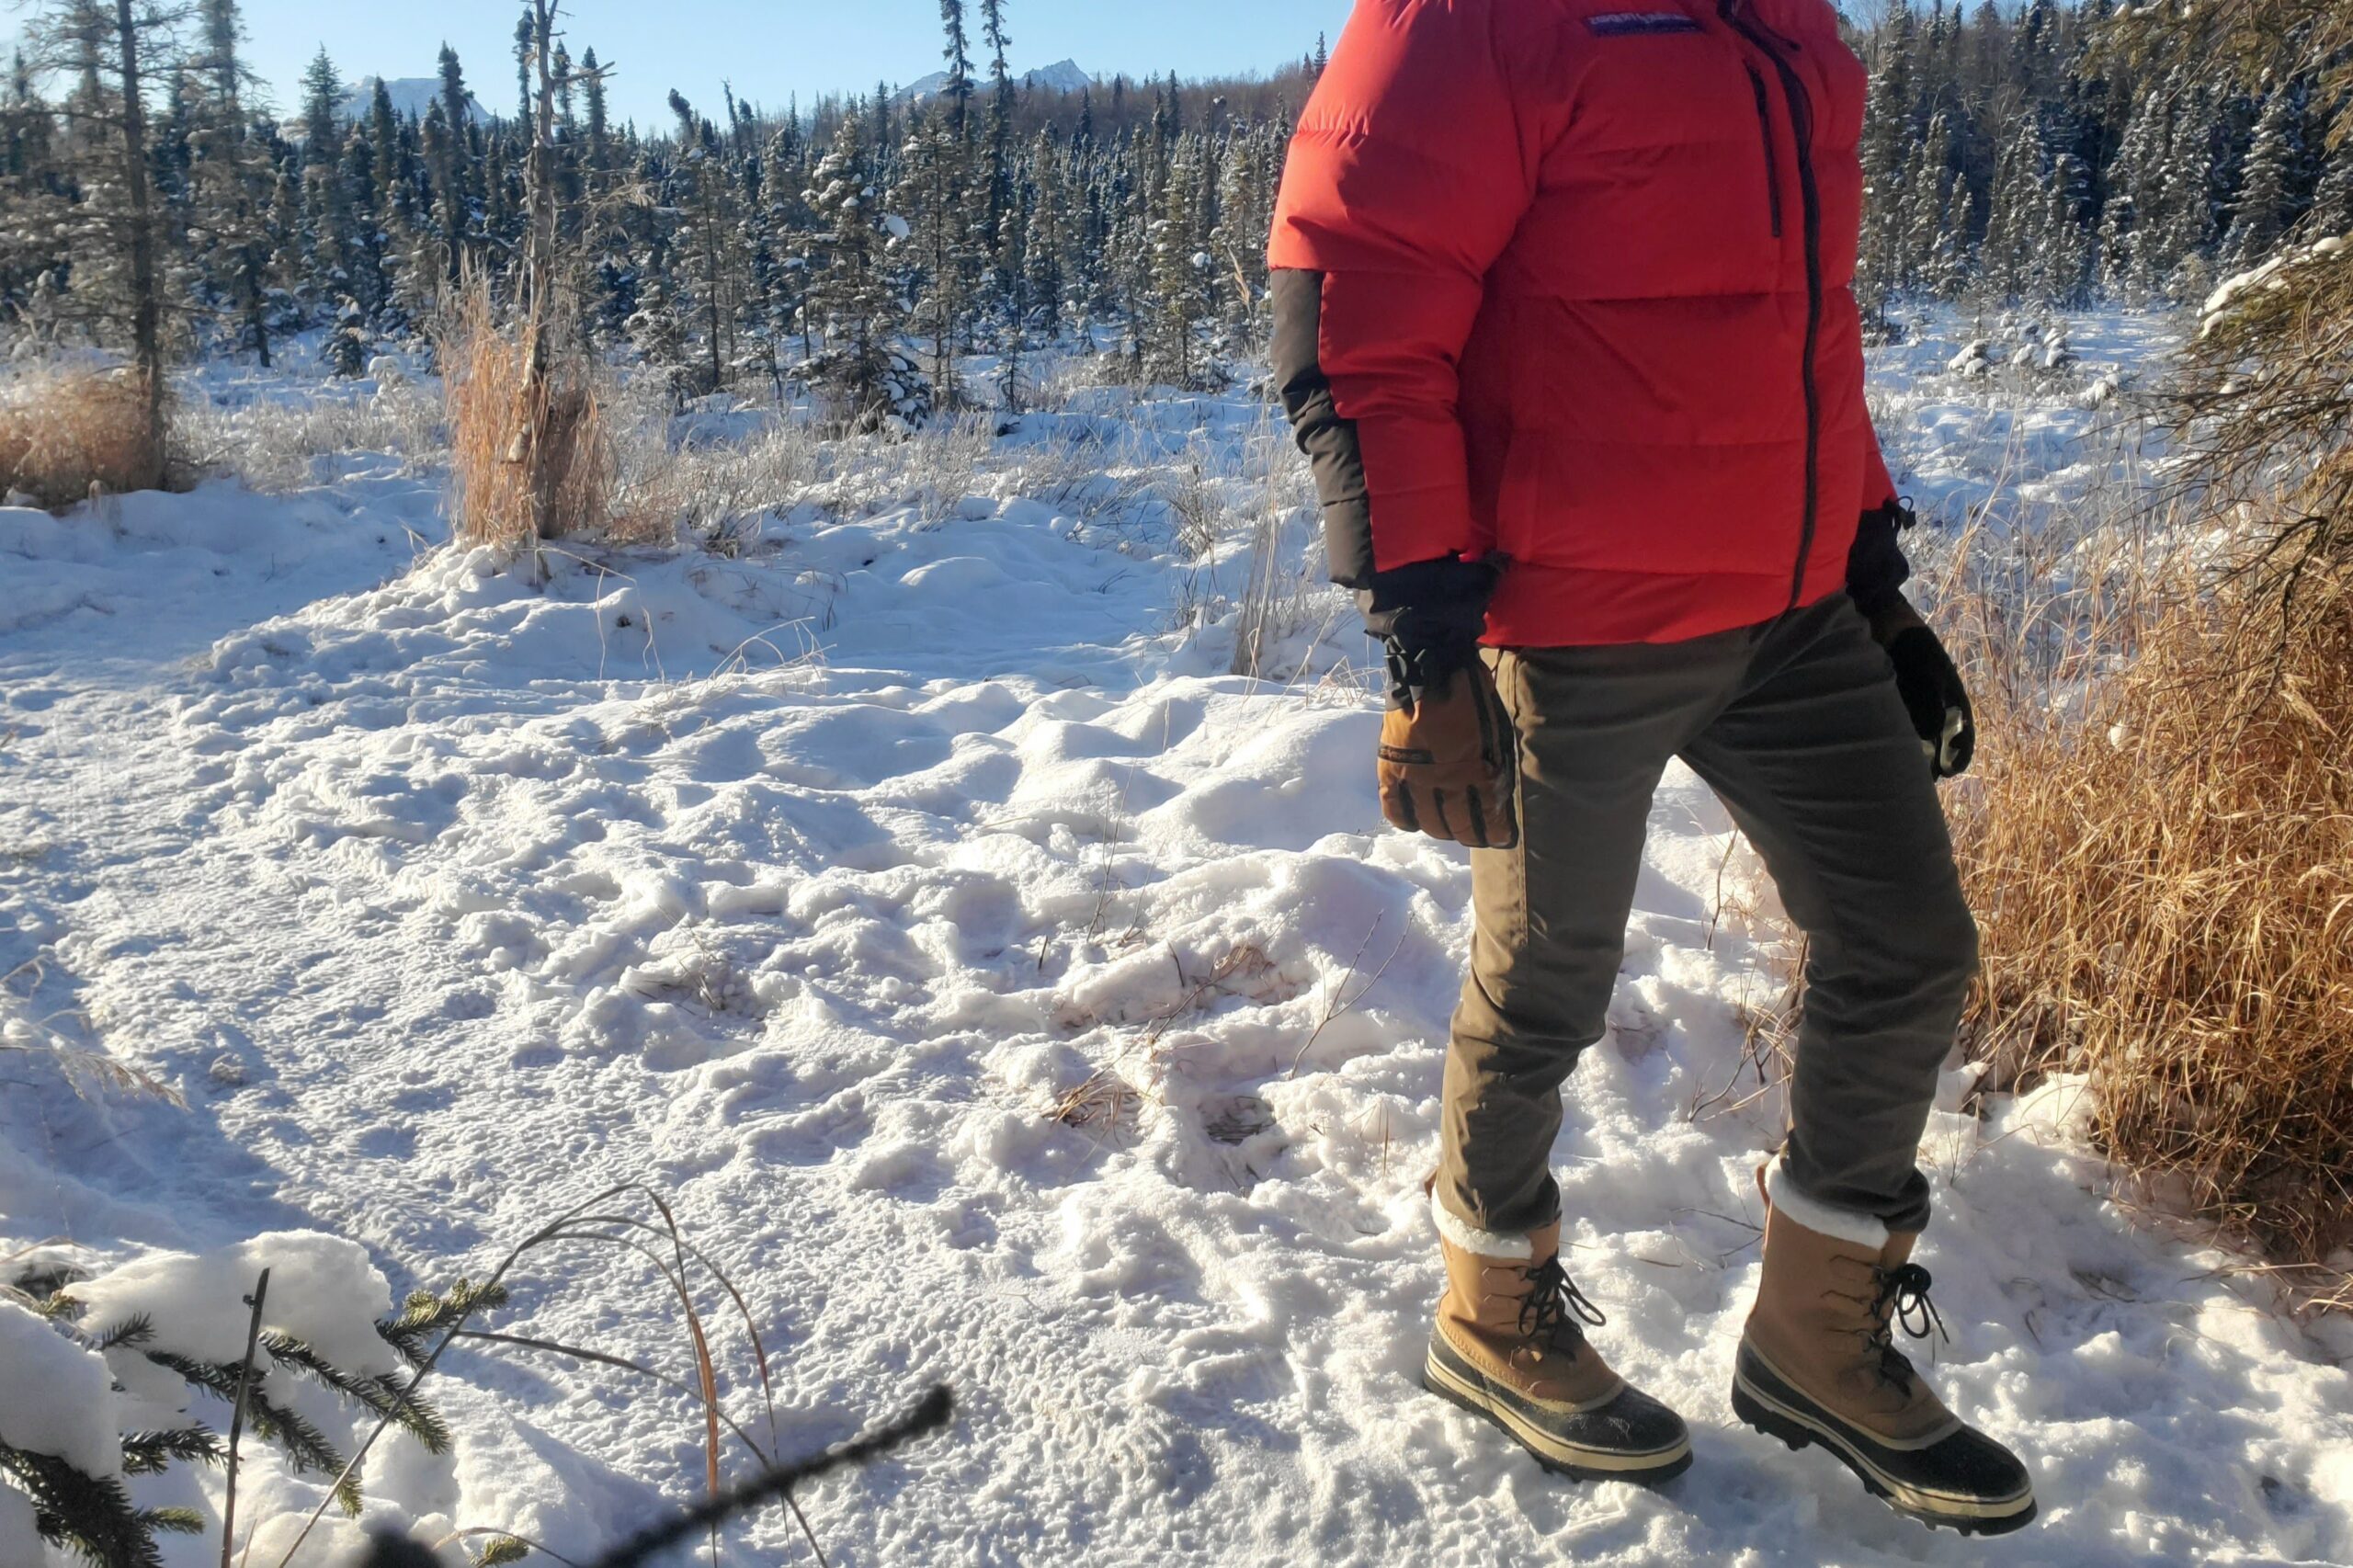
[1439,637,1744,1240]
[1677,595,1980,1235]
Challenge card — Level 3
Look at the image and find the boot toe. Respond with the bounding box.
[1930,1424,2034,1509]
[1577,1383,1690,1459]
[1424,1335,1693,1482]
[1733,1344,2035,1530]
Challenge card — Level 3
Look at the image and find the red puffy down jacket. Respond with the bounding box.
[1268,0,1904,648]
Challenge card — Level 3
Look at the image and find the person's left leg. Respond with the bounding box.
[1678,594,2035,1535]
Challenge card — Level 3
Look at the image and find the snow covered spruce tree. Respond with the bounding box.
[2135,0,2353,619]
[1847,0,2347,312]
[179,0,285,365]
[664,89,740,399]
[801,116,928,433]
[16,0,179,490]
[326,294,369,377]
[0,48,70,327]
[889,0,977,405]
[1143,133,1220,389]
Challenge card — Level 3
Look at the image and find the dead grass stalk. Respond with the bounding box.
[441,278,611,556]
[1952,547,2353,1308]
[0,367,167,506]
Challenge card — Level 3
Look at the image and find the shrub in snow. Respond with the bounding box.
[168,378,446,496]
[0,368,170,509]
[1958,566,2353,1301]
[2,1234,501,1567]
[443,278,612,553]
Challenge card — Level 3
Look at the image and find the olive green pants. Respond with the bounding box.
[1437,593,1978,1242]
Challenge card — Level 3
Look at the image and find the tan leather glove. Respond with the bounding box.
[1377,657,1519,848]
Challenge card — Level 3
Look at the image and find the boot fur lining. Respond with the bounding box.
[1765,1163,1893,1250]
[1429,1192,1536,1259]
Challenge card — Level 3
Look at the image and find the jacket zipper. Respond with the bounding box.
[1722,0,1822,613]
[1744,64,1783,240]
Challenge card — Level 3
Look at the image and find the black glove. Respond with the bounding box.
[1870,601,1974,779]
[1847,498,1915,616]
[1848,502,1972,778]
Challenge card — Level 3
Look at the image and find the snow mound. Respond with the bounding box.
[72,1230,403,1379]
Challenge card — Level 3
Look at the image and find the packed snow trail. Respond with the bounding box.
[5,335,2352,1565]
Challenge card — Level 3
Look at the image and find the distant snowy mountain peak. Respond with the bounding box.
[1024,59,1096,95]
[896,58,1095,104]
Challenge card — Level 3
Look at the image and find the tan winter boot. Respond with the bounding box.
[1422,1207,1690,1483]
[1733,1167,2036,1535]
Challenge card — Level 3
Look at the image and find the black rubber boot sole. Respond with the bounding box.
[1422,1341,1693,1486]
[1732,1358,2038,1537]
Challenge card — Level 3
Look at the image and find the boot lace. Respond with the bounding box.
[1518,1256,1607,1348]
[1862,1262,1948,1391]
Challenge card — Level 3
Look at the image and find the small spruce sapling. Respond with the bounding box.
[328,297,371,378]
[0,1256,506,1568]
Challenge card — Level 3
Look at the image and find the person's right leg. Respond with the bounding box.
[1438,638,1745,1241]
[1425,632,1752,1484]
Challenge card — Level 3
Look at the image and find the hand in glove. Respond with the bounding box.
[1378,640,1519,848]
[1866,597,1974,779]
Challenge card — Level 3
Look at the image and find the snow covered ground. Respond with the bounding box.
[5,314,2350,1565]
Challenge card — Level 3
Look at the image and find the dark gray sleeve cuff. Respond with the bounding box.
[1847,500,1915,618]
[1359,556,1500,651]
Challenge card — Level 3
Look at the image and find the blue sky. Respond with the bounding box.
[220,1,1357,127]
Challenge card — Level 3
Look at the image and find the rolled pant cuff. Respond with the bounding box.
[1429,1190,1537,1260]
[1766,1161,1893,1250]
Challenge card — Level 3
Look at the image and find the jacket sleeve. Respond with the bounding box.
[1267,0,1540,618]
[1847,417,1912,617]
[1861,416,1901,515]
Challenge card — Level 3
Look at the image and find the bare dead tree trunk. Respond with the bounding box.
[523,1,561,316]
[111,0,166,489]
[520,0,562,547]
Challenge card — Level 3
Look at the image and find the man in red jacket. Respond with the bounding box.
[1269,0,2034,1536]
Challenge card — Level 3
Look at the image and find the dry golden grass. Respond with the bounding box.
[174,377,445,494]
[0,368,166,506]
[1051,1071,1140,1135]
[600,376,821,551]
[441,279,611,552]
[1952,553,2353,1307]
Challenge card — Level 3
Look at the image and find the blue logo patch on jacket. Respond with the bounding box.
[1586,10,1703,34]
